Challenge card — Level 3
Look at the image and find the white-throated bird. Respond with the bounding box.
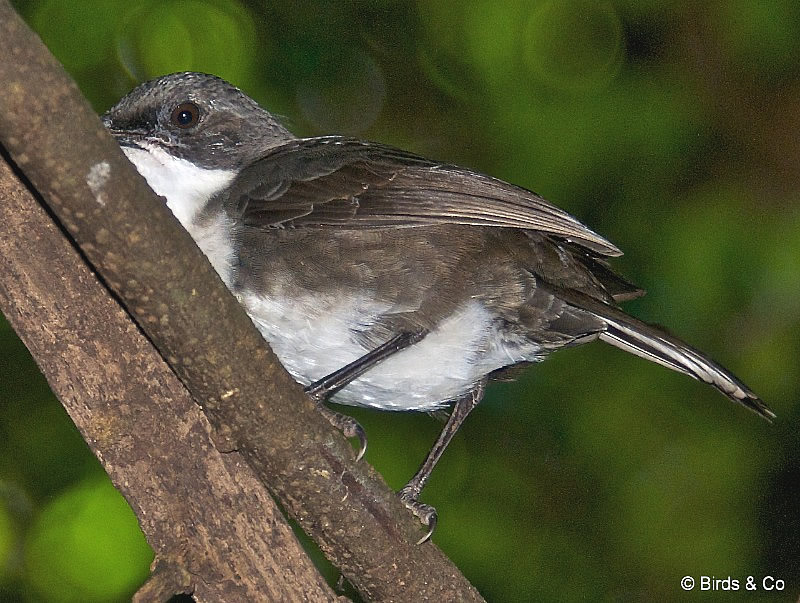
[103,72,773,542]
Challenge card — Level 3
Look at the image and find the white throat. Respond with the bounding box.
[122,144,240,286]
[121,144,237,225]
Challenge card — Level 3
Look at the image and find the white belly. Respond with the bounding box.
[240,291,542,411]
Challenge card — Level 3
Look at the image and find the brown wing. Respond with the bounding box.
[224,136,623,257]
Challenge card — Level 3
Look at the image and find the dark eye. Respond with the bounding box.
[170,102,200,128]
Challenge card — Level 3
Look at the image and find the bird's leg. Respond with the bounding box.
[399,377,487,544]
[305,330,426,460]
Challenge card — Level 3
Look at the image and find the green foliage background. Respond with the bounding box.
[1,1,798,600]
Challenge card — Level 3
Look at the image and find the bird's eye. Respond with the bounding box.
[170,102,200,128]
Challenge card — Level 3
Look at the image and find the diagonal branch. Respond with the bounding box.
[0,1,484,600]
[0,149,336,601]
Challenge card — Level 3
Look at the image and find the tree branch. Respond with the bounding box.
[0,150,336,600]
[0,1,483,600]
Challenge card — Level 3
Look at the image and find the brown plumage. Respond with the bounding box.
[222,136,771,420]
[104,72,773,540]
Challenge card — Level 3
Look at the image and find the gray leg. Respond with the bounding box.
[305,331,425,460]
[399,378,487,544]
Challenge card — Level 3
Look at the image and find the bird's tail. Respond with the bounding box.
[556,287,775,421]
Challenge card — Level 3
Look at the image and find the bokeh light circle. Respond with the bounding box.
[523,0,623,92]
[116,0,258,84]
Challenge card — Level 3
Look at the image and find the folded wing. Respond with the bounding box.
[225,137,622,257]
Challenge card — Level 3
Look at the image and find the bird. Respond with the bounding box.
[102,71,773,542]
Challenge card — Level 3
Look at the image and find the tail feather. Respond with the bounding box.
[555,287,775,421]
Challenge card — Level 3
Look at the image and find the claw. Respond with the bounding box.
[415,512,436,545]
[341,419,368,461]
[399,484,437,543]
[315,404,367,461]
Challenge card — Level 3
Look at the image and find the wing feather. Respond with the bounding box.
[225,137,622,257]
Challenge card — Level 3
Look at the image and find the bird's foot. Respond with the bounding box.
[399,483,437,544]
[312,402,367,461]
[303,332,428,462]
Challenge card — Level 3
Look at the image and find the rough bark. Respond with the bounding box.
[0,1,484,601]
